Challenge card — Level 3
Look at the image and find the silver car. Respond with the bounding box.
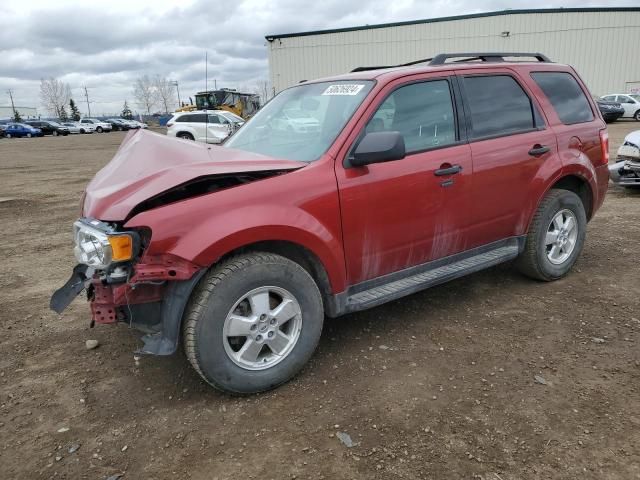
[609,130,640,188]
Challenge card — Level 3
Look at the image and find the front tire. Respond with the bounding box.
[96,126,103,133]
[26,133,32,138]
[634,110,640,121]
[52,130,58,136]
[183,252,324,394]
[517,189,587,281]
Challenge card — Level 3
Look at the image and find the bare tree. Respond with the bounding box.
[133,75,158,116]
[256,80,271,105]
[40,78,72,118]
[154,75,176,114]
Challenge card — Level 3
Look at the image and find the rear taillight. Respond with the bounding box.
[599,129,609,165]
[166,122,174,127]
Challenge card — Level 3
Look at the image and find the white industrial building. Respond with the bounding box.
[266,7,640,96]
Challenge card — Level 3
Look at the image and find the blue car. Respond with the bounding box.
[3,123,43,138]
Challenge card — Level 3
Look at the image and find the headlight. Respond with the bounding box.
[73,220,133,269]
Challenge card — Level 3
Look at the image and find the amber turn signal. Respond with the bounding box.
[108,235,133,261]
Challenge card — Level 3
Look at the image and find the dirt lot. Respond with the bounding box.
[1,123,639,480]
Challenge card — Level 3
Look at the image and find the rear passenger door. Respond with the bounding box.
[457,70,558,247]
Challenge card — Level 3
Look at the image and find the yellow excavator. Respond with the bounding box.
[175,89,261,119]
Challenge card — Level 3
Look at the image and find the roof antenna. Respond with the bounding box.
[205,51,209,145]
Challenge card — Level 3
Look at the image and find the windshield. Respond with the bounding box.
[225,80,374,162]
[631,95,640,101]
[48,121,62,126]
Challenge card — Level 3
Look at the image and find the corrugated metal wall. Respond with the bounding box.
[267,10,640,96]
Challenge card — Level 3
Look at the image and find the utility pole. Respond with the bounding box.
[83,86,91,117]
[7,89,16,117]
[169,80,181,107]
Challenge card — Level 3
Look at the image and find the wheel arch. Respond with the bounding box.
[216,240,334,316]
[549,174,594,220]
[525,171,596,235]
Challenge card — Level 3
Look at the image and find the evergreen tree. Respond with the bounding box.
[121,101,133,120]
[13,110,22,122]
[69,99,81,121]
[59,105,69,122]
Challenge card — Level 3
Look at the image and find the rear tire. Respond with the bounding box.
[6,133,11,138]
[52,130,58,136]
[177,132,194,140]
[634,110,640,121]
[183,252,324,394]
[516,189,587,281]
[26,133,32,138]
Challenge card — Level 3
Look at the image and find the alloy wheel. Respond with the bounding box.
[222,286,302,370]
[545,209,578,265]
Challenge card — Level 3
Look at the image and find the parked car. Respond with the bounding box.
[106,118,132,131]
[609,130,640,188]
[52,52,609,394]
[79,118,113,133]
[595,99,624,123]
[127,120,148,129]
[4,123,43,138]
[166,110,237,143]
[601,93,640,120]
[77,122,95,134]
[61,122,82,134]
[25,120,69,136]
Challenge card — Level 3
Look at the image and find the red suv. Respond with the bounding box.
[52,53,610,394]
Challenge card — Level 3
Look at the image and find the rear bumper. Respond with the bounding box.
[602,112,623,123]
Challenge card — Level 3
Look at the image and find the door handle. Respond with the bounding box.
[528,144,550,157]
[434,164,462,176]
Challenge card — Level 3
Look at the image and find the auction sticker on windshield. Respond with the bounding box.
[322,84,365,96]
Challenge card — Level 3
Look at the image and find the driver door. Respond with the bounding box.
[336,75,473,286]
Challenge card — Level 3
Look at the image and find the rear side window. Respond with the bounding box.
[462,75,537,138]
[531,72,594,124]
[177,115,194,122]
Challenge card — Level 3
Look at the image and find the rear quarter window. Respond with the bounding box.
[531,72,594,125]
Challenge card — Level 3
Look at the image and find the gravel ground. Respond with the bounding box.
[1,122,639,480]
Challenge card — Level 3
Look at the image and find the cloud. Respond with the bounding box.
[1,0,637,115]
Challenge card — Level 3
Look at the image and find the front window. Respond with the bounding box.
[225,80,374,162]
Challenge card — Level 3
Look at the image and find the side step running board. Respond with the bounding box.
[345,244,519,313]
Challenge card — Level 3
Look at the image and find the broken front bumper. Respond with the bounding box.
[50,255,204,356]
[609,159,640,187]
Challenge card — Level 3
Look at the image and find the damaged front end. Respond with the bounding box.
[609,135,640,188]
[50,129,305,355]
[50,218,204,355]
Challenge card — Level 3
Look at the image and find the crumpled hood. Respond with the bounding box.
[83,129,305,220]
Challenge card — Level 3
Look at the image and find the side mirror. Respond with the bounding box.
[349,131,406,167]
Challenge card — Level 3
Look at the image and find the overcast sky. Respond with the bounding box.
[0,0,636,116]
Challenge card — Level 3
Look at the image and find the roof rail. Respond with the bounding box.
[351,57,433,72]
[429,52,552,64]
[351,52,551,72]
